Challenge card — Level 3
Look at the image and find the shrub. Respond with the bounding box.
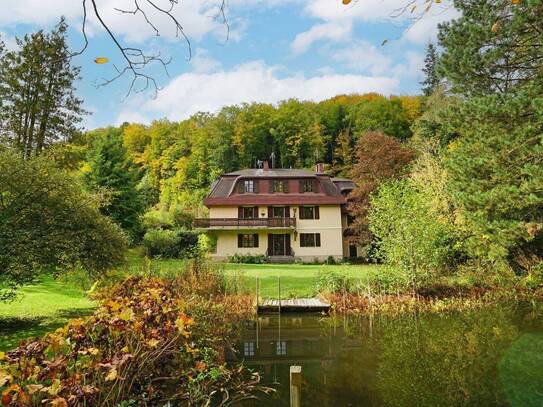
[0,274,264,406]
[142,229,199,259]
[325,256,337,265]
[314,268,351,294]
[227,254,267,264]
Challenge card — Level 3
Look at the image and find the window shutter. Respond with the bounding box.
[254,180,259,193]
[253,206,259,219]
[299,180,304,193]
[285,206,290,218]
[269,180,274,193]
[268,206,273,218]
[238,207,243,219]
[316,233,321,247]
[268,234,273,254]
[314,206,320,219]
[254,234,259,247]
[238,234,243,248]
[238,181,245,194]
[283,180,289,193]
[286,234,291,254]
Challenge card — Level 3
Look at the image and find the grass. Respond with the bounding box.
[224,262,383,299]
[0,275,95,351]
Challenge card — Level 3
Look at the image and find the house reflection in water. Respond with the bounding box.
[226,314,373,406]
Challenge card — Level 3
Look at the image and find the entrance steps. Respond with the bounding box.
[267,255,296,264]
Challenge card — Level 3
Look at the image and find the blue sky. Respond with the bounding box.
[0,0,457,129]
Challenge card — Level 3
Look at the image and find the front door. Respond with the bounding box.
[268,234,291,256]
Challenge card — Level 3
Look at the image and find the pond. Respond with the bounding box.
[228,303,543,407]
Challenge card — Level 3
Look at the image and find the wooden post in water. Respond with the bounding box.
[290,365,302,407]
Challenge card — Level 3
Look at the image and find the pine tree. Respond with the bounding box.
[420,42,439,96]
[0,19,85,158]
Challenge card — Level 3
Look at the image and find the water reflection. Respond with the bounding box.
[228,304,543,407]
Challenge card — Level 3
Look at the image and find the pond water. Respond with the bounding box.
[227,304,543,407]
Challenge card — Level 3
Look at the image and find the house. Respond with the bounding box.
[194,161,356,263]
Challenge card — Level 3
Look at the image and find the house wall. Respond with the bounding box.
[209,205,344,262]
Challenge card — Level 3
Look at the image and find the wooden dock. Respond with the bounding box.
[258,298,330,313]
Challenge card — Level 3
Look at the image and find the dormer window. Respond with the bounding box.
[239,179,258,193]
[271,180,288,193]
[300,179,315,193]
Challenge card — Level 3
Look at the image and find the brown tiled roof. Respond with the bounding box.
[204,168,354,206]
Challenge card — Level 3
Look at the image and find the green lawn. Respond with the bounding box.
[0,275,95,351]
[224,262,383,299]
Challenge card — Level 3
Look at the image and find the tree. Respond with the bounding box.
[0,150,127,301]
[347,132,415,246]
[0,20,85,159]
[438,0,543,96]
[84,128,144,240]
[420,42,440,96]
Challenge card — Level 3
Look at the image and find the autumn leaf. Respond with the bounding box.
[88,347,99,356]
[381,39,389,46]
[410,4,416,13]
[119,307,134,321]
[105,368,118,382]
[0,371,12,387]
[342,0,352,4]
[195,361,206,372]
[511,0,520,3]
[106,300,121,312]
[0,352,5,361]
[121,345,129,353]
[26,384,44,395]
[51,397,69,407]
[491,22,500,33]
[94,57,109,64]
[147,338,160,348]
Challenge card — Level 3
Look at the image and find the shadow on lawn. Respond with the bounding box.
[0,308,94,352]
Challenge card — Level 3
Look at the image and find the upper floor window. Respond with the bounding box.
[239,206,258,219]
[271,180,288,193]
[300,179,315,193]
[269,206,289,218]
[238,233,259,248]
[300,233,321,247]
[239,179,258,193]
[299,206,320,220]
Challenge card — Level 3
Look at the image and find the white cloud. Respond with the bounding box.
[393,51,424,79]
[117,60,399,123]
[401,7,460,44]
[291,21,352,54]
[190,49,222,73]
[332,40,393,75]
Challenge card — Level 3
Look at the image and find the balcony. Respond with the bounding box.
[193,217,296,230]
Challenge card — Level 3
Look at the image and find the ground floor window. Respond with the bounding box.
[276,341,287,356]
[244,341,255,356]
[238,233,259,248]
[300,233,321,247]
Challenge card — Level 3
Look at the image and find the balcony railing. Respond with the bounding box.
[194,217,296,229]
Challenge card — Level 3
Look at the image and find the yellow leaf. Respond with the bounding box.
[122,346,129,353]
[46,379,61,396]
[119,308,134,321]
[435,0,442,3]
[94,57,109,64]
[26,384,44,395]
[491,22,500,33]
[342,0,352,4]
[511,0,520,3]
[107,300,121,312]
[105,368,118,382]
[147,338,159,348]
[0,371,12,387]
[411,5,416,13]
[88,347,99,356]
[0,351,5,361]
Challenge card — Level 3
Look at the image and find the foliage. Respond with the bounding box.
[368,179,459,290]
[0,19,85,159]
[227,254,268,264]
[421,42,440,96]
[438,0,543,96]
[0,273,265,406]
[314,268,351,294]
[142,228,199,259]
[83,128,144,241]
[347,132,415,246]
[0,150,127,301]
[443,95,543,271]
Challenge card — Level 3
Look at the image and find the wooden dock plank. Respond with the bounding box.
[258,298,330,313]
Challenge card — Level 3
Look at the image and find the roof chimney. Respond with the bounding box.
[263,160,270,171]
[315,162,324,174]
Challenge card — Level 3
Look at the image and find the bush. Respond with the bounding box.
[227,254,267,264]
[142,229,199,259]
[314,268,351,294]
[0,275,262,406]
